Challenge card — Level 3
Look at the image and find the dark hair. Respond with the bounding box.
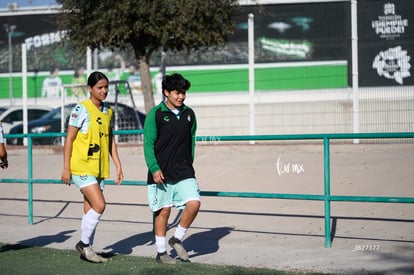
[162,73,191,93]
[87,71,108,87]
[74,66,84,77]
[50,67,59,74]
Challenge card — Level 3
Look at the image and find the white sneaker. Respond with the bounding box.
[76,241,108,263]
[169,237,190,261]
[156,252,176,264]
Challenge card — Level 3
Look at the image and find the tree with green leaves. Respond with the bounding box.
[57,0,239,112]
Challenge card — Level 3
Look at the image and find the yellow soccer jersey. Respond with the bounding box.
[69,99,113,178]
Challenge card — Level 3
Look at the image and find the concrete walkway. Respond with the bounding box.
[0,143,413,274]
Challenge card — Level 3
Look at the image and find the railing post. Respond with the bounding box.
[28,135,34,225]
[323,137,332,247]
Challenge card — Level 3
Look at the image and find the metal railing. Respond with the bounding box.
[1,130,414,248]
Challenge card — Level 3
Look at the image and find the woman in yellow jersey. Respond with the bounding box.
[61,71,123,263]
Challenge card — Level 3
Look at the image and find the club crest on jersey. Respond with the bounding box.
[163,115,170,122]
[187,114,191,122]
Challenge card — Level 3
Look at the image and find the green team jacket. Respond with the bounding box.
[143,101,197,184]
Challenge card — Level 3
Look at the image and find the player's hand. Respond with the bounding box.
[0,159,8,169]
[152,170,164,184]
[115,168,123,185]
[61,169,71,185]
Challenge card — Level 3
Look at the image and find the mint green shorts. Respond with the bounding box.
[147,178,200,212]
[72,175,104,191]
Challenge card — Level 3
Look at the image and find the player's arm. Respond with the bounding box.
[109,127,123,185]
[61,104,83,185]
[143,108,160,173]
[61,125,77,185]
[143,108,165,184]
[191,111,197,162]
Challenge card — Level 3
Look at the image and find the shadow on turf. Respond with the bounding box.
[172,227,233,259]
[104,230,155,255]
[0,230,76,252]
[103,226,233,260]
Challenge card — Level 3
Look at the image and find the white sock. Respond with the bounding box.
[174,224,188,241]
[81,213,96,244]
[81,214,86,230]
[155,235,167,253]
[80,209,101,245]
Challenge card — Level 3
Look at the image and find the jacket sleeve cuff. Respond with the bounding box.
[149,164,160,174]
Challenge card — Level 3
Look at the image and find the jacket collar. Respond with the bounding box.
[159,101,188,113]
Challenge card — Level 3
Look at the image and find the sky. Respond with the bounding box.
[1,0,58,9]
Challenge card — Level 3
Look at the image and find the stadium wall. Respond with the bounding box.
[1,0,413,139]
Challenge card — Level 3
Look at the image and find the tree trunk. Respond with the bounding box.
[138,56,155,113]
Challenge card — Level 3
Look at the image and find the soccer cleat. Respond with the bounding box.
[168,237,189,261]
[75,241,108,263]
[156,252,176,264]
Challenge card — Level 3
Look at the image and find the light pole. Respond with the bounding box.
[5,24,16,105]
